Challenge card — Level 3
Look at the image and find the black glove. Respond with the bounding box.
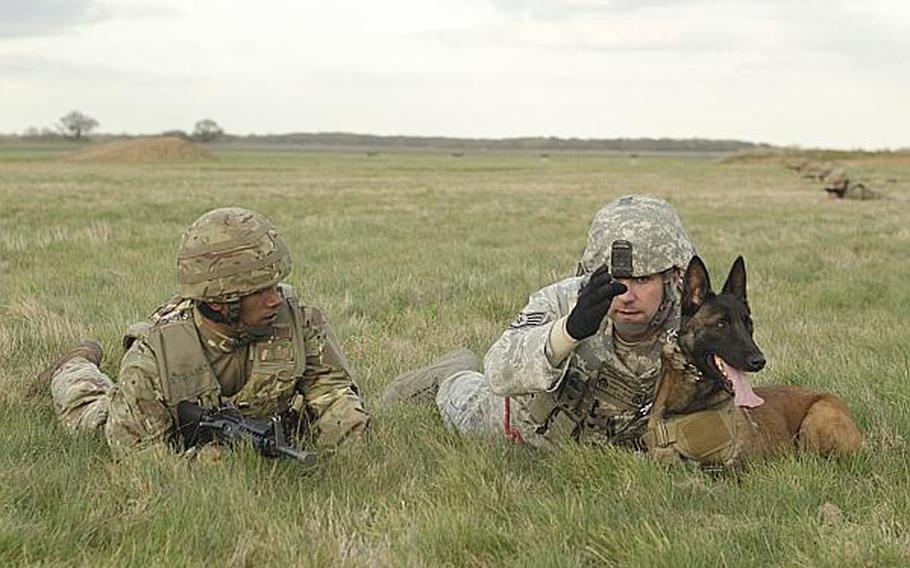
[176,401,215,450]
[565,265,628,340]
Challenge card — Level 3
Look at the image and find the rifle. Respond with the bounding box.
[176,401,316,466]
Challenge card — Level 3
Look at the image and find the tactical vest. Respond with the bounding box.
[524,323,671,448]
[133,284,306,422]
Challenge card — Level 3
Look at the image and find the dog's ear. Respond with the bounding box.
[721,256,748,305]
[682,256,712,316]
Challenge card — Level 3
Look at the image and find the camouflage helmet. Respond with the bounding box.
[177,207,291,302]
[824,169,849,189]
[577,195,695,277]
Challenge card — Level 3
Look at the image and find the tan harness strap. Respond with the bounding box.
[648,420,673,447]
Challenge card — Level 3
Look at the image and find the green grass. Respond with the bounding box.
[1,146,909,566]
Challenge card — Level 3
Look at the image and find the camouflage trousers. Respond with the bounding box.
[50,357,114,432]
[436,370,505,436]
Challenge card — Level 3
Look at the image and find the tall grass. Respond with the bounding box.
[1,147,908,566]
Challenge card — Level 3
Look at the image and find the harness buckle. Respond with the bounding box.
[555,373,589,419]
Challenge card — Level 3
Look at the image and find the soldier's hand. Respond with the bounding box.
[566,265,627,340]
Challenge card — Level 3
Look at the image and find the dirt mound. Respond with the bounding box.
[67,137,214,163]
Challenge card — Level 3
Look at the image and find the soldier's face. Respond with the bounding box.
[608,273,664,327]
[238,285,283,328]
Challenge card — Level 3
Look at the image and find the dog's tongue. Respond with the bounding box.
[718,358,765,408]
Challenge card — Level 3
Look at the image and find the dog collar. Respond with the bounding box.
[664,332,705,383]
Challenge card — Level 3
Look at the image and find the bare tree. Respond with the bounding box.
[57,110,99,140]
[192,119,224,142]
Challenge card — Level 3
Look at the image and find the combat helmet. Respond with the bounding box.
[824,169,849,190]
[177,207,291,302]
[577,195,695,277]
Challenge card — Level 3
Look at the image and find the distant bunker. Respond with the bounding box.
[66,137,214,163]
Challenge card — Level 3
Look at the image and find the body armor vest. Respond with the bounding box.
[525,320,676,448]
[135,284,306,422]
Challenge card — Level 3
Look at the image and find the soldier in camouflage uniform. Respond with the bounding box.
[384,195,695,449]
[42,207,369,459]
[823,169,850,197]
[823,169,879,200]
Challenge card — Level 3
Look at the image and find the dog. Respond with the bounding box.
[643,255,862,468]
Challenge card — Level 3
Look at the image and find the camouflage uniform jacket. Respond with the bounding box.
[486,275,678,449]
[104,285,368,458]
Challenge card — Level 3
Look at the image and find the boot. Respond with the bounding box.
[31,340,104,398]
[382,348,480,408]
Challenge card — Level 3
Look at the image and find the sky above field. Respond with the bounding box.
[2,0,908,149]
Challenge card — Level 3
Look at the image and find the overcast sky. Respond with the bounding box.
[2,0,908,148]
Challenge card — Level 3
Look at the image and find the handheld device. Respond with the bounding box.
[610,240,633,278]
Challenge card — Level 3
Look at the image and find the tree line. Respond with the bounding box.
[20,111,224,143]
[231,133,766,153]
[16,110,769,153]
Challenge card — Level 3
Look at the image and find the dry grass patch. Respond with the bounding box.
[2,148,909,567]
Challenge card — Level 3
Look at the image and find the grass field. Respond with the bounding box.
[2,144,909,567]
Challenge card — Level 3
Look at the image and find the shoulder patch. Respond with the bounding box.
[509,311,548,329]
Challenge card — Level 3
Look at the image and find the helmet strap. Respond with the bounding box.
[196,300,242,325]
[196,300,273,345]
[649,270,680,332]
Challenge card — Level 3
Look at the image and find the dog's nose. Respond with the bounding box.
[746,354,766,372]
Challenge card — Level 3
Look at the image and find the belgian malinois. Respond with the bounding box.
[644,256,862,467]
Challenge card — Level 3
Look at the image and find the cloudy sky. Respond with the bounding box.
[2,0,908,148]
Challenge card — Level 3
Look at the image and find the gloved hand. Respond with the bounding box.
[566,265,628,340]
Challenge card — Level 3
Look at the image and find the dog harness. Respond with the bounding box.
[643,337,758,467]
[643,402,755,466]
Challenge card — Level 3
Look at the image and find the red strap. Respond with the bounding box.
[503,396,524,443]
